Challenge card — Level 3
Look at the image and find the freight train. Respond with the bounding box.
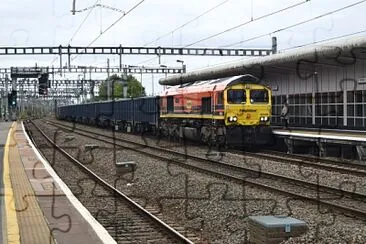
[57,74,273,146]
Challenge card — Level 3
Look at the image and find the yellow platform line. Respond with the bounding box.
[3,122,20,244]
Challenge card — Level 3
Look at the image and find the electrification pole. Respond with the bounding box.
[107,58,110,100]
[4,75,8,121]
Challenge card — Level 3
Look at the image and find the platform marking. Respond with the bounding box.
[3,122,20,244]
[21,122,117,244]
[273,130,366,142]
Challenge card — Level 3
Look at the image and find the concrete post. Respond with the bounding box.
[123,85,128,98]
[312,72,317,125]
[4,75,9,121]
[343,89,347,126]
[107,58,110,100]
[11,77,17,120]
[272,36,277,54]
[0,88,3,120]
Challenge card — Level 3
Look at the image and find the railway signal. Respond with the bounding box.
[38,73,49,95]
[8,90,17,107]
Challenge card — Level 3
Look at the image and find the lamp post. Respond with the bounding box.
[160,65,167,78]
[160,65,167,91]
[78,74,83,103]
[176,60,186,73]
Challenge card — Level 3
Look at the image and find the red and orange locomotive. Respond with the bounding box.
[58,75,272,146]
[160,74,272,145]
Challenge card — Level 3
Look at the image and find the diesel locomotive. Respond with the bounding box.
[57,74,273,146]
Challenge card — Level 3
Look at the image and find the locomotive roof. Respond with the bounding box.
[161,74,261,96]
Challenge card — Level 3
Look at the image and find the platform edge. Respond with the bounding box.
[4,122,20,244]
[21,121,116,244]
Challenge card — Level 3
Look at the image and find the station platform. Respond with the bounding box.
[271,126,366,159]
[1,122,116,244]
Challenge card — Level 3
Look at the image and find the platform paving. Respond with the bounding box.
[0,122,13,244]
[1,122,113,244]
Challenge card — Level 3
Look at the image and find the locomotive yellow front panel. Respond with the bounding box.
[224,84,271,126]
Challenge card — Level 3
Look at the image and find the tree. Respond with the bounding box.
[96,74,145,100]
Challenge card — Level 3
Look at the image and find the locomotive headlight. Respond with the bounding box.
[264,116,268,121]
[233,116,237,122]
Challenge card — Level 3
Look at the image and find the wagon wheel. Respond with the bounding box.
[215,135,226,151]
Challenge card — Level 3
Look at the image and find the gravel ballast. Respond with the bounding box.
[34,119,366,243]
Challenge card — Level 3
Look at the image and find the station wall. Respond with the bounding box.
[268,58,366,128]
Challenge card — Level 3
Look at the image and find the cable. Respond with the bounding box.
[280,29,366,52]
[87,0,145,47]
[68,0,100,45]
[222,0,366,47]
[71,0,145,61]
[191,28,366,69]
[50,0,99,66]
[75,3,125,14]
[184,0,310,47]
[99,0,103,34]
[143,0,230,46]
[136,57,158,65]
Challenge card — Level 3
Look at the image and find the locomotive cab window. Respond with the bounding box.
[227,89,246,104]
[250,89,269,103]
[217,92,224,104]
[167,96,174,113]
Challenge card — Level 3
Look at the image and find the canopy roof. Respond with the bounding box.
[159,36,366,86]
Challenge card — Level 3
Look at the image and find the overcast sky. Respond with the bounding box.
[1,0,365,95]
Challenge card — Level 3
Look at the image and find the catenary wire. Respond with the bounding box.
[184,0,310,47]
[190,29,366,69]
[143,0,230,46]
[221,0,366,47]
[68,0,100,45]
[280,29,366,52]
[71,0,146,61]
[50,0,99,66]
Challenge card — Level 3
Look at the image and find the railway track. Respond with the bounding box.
[236,149,366,177]
[41,118,366,220]
[25,120,196,244]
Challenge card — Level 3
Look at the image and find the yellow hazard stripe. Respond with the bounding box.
[3,122,20,244]
[160,114,224,120]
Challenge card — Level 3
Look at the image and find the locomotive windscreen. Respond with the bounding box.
[227,89,246,104]
[250,89,269,103]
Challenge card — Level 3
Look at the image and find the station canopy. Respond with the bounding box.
[159,36,366,86]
